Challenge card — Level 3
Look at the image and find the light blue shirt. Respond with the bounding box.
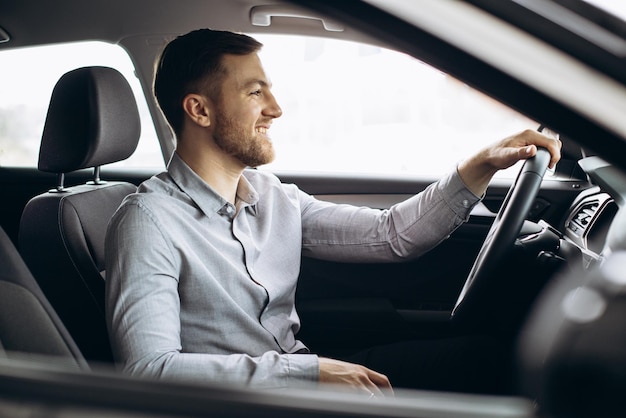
[105,152,480,389]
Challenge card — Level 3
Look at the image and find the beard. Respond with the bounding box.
[212,110,275,168]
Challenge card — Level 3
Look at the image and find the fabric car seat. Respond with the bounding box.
[0,225,88,370]
[19,66,140,364]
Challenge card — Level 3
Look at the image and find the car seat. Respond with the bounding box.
[19,66,140,364]
[0,225,88,370]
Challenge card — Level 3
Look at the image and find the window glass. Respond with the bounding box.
[255,34,537,178]
[0,41,163,168]
[582,1,626,21]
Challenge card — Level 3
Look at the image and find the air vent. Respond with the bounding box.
[568,201,600,237]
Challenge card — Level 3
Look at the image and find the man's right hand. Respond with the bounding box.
[318,357,393,397]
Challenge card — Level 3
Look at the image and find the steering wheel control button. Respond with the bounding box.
[561,286,607,324]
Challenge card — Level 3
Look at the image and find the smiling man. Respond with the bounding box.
[105,29,561,396]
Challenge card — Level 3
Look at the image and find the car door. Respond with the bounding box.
[286,171,584,356]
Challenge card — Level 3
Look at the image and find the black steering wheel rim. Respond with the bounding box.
[451,146,552,322]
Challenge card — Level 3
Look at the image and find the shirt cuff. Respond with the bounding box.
[284,353,320,388]
[439,168,482,221]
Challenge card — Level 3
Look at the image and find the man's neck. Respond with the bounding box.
[176,138,244,205]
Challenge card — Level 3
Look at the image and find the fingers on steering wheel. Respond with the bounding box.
[535,127,562,168]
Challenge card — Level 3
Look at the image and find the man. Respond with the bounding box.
[105,29,561,396]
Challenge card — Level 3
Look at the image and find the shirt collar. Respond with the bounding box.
[235,174,259,216]
[167,152,259,219]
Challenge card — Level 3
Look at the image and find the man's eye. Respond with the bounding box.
[250,90,262,96]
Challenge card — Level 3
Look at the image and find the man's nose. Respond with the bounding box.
[265,92,283,118]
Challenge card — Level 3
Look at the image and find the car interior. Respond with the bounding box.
[1,0,626,417]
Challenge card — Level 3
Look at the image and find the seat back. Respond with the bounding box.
[0,226,88,370]
[19,66,140,364]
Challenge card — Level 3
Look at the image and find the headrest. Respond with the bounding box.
[38,66,141,173]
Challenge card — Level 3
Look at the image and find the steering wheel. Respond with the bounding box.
[451,146,552,323]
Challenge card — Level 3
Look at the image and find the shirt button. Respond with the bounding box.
[462,199,470,208]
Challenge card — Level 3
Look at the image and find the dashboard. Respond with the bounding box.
[562,156,626,267]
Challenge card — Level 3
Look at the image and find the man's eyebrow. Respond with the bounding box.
[241,79,272,89]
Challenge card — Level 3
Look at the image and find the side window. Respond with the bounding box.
[255,35,536,178]
[0,41,163,168]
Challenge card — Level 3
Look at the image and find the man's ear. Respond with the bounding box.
[182,94,212,128]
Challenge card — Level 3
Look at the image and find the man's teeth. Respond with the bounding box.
[256,127,267,134]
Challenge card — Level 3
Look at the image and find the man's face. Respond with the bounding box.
[210,52,282,168]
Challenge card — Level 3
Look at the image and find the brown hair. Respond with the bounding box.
[154,29,263,137]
